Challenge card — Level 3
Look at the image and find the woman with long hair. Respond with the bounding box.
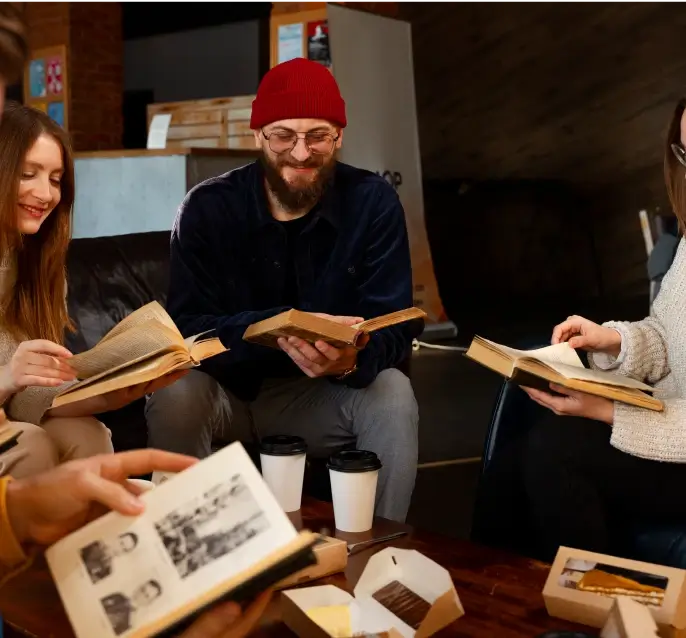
[474,98,686,562]
[0,102,183,479]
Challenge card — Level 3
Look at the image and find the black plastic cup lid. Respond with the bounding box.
[327,449,382,473]
[259,435,307,456]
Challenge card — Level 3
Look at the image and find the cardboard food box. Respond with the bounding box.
[281,547,464,638]
[601,597,660,638]
[543,546,686,635]
[275,536,348,590]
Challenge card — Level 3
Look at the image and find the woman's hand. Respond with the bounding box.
[0,340,76,394]
[97,369,190,413]
[47,369,190,418]
[522,384,615,424]
[551,315,622,357]
[6,449,197,547]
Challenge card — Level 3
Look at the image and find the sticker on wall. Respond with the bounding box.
[47,101,65,128]
[46,56,64,96]
[278,23,303,64]
[307,20,331,68]
[29,58,46,98]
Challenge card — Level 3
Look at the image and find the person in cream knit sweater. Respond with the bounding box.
[474,98,686,561]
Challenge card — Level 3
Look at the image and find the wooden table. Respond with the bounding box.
[0,498,588,637]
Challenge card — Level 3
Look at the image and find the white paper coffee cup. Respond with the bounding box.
[260,435,307,513]
[328,450,382,533]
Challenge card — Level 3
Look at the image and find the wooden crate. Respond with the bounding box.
[147,96,256,150]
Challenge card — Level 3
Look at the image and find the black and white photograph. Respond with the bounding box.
[100,579,163,636]
[80,532,139,584]
[154,474,270,579]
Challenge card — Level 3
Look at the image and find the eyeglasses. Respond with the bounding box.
[671,143,686,169]
[261,128,339,155]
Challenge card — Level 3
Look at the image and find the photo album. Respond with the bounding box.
[45,442,319,638]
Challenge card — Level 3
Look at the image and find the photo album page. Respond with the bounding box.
[45,443,300,638]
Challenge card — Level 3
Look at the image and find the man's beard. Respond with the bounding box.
[260,149,336,213]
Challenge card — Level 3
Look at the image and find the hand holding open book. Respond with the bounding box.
[51,302,227,409]
[243,307,427,350]
[465,336,663,411]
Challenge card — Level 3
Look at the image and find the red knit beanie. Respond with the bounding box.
[250,58,347,129]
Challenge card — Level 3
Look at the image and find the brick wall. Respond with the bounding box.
[68,3,122,151]
[23,2,123,151]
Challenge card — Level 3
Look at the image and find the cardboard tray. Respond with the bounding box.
[281,547,464,638]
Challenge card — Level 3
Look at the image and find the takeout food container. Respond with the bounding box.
[543,546,686,636]
[275,536,348,590]
[281,547,464,637]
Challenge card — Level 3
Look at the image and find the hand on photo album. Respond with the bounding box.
[5,449,197,546]
[551,315,622,357]
[522,384,615,424]
[277,313,371,377]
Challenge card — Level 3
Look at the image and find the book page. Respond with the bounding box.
[99,302,180,345]
[45,443,299,638]
[481,338,585,369]
[52,351,191,408]
[69,320,184,379]
[537,360,653,391]
[354,307,427,333]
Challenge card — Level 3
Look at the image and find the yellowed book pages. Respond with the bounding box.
[52,302,226,408]
[466,336,663,411]
[243,307,427,350]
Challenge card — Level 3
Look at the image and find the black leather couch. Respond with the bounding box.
[472,342,686,569]
[65,231,171,453]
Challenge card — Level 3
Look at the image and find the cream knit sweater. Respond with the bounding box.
[0,258,61,424]
[591,237,686,462]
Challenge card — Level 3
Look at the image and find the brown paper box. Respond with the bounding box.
[543,546,686,635]
[281,547,464,638]
[275,536,348,590]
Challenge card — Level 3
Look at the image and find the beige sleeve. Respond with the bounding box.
[5,385,63,425]
[611,398,686,462]
[589,317,670,385]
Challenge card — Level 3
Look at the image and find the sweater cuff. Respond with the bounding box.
[0,476,28,569]
[589,326,627,371]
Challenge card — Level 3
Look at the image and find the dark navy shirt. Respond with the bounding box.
[167,160,423,401]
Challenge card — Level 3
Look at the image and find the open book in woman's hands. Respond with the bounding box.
[465,336,664,411]
[51,302,226,409]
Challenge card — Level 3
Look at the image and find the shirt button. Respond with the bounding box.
[348,266,356,274]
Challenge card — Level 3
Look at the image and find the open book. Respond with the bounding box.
[51,302,226,408]
[46,442,319,638]
[243,307,428,350]
[465,336,663,411]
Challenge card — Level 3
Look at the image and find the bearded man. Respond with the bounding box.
[145,58,422,522]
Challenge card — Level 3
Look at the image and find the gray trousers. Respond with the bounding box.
[145,368,418,522]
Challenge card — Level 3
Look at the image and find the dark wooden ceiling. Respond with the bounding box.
[400,3,686,187]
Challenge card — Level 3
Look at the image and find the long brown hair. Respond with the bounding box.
[0,101,74,343]
[665,98,686,232]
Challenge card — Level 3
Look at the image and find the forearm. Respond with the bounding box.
[46,395,108,419]
[591,318,669,384]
